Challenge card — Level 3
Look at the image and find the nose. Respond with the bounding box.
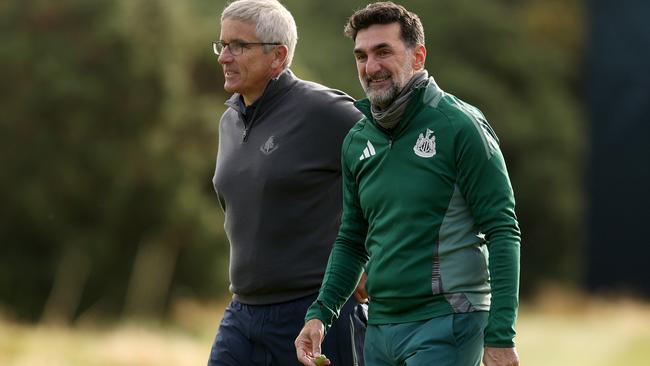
[218,49,233,65]
[365,56,382,76]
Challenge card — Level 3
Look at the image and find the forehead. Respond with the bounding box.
[220,18,257,41]
[354,23,403,51]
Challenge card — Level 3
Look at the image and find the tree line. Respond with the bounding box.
[0,0,583,322]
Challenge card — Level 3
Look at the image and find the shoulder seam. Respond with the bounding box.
[443,98,497,159]
[342,119,367,162]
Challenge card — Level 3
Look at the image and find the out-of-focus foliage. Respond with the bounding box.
[0,0,583,321]
[0,0,228,321]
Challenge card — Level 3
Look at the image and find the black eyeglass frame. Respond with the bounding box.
[213,41,282,56]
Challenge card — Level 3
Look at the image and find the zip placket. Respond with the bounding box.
[242,128,249,142]
[241,96,265,143]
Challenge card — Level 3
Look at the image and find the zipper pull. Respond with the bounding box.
[242,128,249,142]
[388,138,393,149]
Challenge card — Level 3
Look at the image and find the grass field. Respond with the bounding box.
[1,289,649,366]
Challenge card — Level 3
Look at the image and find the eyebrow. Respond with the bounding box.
[353,42,392,55]
[220,38,252,44]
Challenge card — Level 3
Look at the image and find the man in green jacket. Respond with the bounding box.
[295,2,520,366]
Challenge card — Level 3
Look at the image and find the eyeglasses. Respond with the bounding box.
[213,41,282,56]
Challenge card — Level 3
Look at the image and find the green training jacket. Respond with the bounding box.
[305,77,521,347]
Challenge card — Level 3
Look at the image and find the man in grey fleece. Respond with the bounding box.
[208,1,367,365]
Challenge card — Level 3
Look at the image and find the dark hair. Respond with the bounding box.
[344,1,425,47]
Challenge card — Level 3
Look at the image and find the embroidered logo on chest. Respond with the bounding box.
[413,129,436,158]
[260,136,279,155]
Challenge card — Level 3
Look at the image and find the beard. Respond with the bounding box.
[360,60,413,108]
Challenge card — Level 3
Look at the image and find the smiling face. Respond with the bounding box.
[218,19,285,105]
[353,22,426,108]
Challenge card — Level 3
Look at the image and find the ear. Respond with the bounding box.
[271,44,289,70]
[412,44,427,71]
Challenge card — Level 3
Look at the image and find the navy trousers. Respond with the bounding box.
[208,293,366,365]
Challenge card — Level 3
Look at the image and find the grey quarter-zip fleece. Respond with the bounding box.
[213,69,362,305]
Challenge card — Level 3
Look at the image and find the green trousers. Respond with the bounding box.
[364,312,488,366]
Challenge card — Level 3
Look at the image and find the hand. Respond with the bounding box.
[483,346,519,366]
[295,319,330,366]
[353,272,369,303]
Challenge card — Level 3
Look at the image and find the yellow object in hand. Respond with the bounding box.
[314,354,328,366]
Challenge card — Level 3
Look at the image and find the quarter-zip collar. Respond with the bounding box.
[224,69,299,136]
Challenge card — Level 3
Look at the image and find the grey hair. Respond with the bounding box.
[221,0,298,68]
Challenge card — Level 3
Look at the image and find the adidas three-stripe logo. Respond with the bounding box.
[359,140,376,160]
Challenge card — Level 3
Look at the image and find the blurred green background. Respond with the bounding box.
[1,0,586,322]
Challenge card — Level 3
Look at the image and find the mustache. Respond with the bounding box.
[365,70,392,83]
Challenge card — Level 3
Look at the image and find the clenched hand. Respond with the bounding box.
[483,346,519,366]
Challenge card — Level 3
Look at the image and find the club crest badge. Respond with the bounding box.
[260,136,279,155]
[413,128,436,158]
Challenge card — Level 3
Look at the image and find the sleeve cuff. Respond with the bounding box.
[305,300,339,331]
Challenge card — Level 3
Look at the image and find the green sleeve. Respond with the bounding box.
[454,109,521,347]
[305,138,370,330]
